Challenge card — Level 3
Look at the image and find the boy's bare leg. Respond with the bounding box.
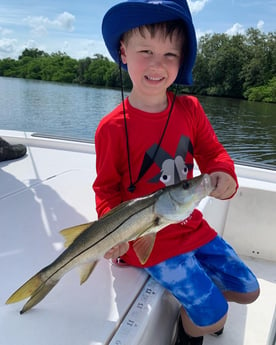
[180,308,227,337]
[223,289,260,304]
[180,288,260,337]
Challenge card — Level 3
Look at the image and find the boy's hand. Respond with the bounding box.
[210,172,237,200]
[104,242,130,260]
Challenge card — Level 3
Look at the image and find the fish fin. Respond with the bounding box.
[60,222,93,248]
[6,273,43,304]
[79,261,98,285]
[19,281,57,314]
[6,271,58,314]
[133,233,156,265]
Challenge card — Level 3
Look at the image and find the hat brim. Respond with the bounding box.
[102,1,197,85]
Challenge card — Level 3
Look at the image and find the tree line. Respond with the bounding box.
[0,28,275,102]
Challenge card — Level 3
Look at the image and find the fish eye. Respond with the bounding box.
[182,181,189,190]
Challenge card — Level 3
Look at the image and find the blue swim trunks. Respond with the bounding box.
[145,236,259,327]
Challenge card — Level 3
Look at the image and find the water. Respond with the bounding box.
[0,77,123,140]
[197,96,276,167]
[0,77,275,168]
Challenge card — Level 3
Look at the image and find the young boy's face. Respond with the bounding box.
[120,27,183,98]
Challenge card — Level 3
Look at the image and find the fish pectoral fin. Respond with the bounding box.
[60,222,94,248]
[133,233,156,265]
[79,261,98,285]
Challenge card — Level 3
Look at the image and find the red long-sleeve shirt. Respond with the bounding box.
[93,92,237,267]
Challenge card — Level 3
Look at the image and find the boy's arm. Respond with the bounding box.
[192,99,238,198]
[93,124,130,259]
[93,125,123,218]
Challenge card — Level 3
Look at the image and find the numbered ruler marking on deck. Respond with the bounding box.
[109,278,164,345]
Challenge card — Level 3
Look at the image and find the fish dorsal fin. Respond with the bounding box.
[60,222,93,248]
[133,233,156,265]
[79,261,98,285]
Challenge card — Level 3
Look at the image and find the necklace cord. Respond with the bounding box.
[119,59,135,192]
[150,87,178,167]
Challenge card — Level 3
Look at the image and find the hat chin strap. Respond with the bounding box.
[118,55,135,192]
[118,52,179,193]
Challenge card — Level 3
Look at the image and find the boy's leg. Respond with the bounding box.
[145,236,259,338]
[145,251,229,337]
[196,236,260,305]
[180,307,227,337]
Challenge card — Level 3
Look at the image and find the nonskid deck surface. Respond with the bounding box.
[0,131,275,345]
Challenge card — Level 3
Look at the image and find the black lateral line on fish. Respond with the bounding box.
[6,174,212,313]
[33,202,156,291]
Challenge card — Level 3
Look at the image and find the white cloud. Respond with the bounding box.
[24,11,75,36]
[226,23,245,36]
[257,20,264,30]
[0,38,17,55]
[24,40,39,49]
[226,20,265,37]
[0,35,50,59]
[54,12,75,31]
[188,0,209,14]
[0,26,12,36]
[65,39,110,60]
[196,28,213,39]
[62,40,70,51]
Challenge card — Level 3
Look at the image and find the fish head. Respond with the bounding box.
[169,174,214,204]
[154,174,214,222]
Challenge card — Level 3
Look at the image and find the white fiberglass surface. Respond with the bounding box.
[1,131,275,345]
[0,137,148,345]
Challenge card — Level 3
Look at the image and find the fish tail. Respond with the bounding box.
[6,271,58,314]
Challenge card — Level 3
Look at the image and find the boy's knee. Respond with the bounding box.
[223,287,260,304]
[180,308,227,337]
[242,288,260,304]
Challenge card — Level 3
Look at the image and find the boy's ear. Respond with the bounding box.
[119,41,127,64]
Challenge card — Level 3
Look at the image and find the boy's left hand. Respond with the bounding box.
[209,171,237,200]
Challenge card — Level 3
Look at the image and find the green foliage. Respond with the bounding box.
[83,54,112,85]
[244,77,276,102]
[190,29,276,102]
[0,29,275,102]
[0,48,132,89]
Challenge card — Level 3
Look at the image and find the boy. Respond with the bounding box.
[93,1,260,344]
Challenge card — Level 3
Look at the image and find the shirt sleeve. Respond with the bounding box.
[191,98,238,194]
[93,121,123,218]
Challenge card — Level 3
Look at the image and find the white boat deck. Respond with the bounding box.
[0,130,276,345]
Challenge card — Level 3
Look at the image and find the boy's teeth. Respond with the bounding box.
[147,76,162,81]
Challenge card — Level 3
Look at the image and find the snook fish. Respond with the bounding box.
[6,174,214,314]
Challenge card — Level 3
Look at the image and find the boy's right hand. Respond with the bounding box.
[104,242,130,260]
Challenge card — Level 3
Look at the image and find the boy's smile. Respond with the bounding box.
[120,29,183,111]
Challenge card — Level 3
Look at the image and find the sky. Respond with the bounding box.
[0,0,275,60]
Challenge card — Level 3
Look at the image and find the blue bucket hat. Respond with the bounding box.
[102,0,197,85]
